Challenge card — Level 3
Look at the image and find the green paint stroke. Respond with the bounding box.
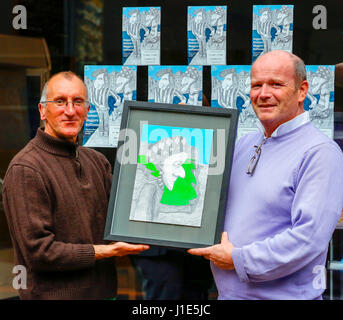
[138,155,160,177]
[138,155,198,206]
[160,159,197,206]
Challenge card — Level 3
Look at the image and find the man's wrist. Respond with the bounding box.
[93,244,113,260]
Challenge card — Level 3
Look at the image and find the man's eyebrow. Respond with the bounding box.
[51,95,66,100]
[52,95,86,100]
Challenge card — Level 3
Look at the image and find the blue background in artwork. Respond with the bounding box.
[253,4,293,15]
[211,65,251,80]
[188,5,227,16]
[84,65,137,79]
[148,65,203,81]
[123,6,161,18]
[141,124,213,165]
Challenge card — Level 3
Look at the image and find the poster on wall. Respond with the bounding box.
[305,65,335,139]
[122,7,161,66]
[148,65,203,105]
[252,5,293,63]
[211,65,258,140]
[211,65,335,140]
[82,65,137,148]
[187,6,227,66]
[129,124,214,227]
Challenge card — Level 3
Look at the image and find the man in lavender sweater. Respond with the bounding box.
[189,50,343,299]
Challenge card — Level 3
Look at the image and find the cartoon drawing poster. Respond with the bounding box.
[148,66,203,106]
[129,124,213,227]
[305,65,335,139]
[123,7,161,66]
[83,65,137,148]
[188,6,227,65]
[211,65,258,140]
[252,5,293,63]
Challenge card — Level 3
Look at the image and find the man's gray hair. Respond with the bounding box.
[40,82,48,105]
[40,71,87,105]
[294,57,307,88]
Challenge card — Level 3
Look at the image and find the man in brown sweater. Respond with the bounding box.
[2,71,149,299]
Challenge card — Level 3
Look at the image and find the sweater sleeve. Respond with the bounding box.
[3,164,96,272]
[232,143,343,282]
[103,155,113,200]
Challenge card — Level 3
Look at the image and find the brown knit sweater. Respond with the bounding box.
[3,128,117,299]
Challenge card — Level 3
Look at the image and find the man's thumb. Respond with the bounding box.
[221,231,229,243]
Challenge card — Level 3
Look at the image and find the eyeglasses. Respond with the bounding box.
[246,138,267,175]
[40,99,89,109]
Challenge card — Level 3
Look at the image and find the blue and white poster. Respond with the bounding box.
[187,6,227,65]
[306,65,335,138]
[211,65,335,140]
[148,66,203,106]
[211,65,257,139]
[123,7,161,66]
[252,5,293,63]
[83,65,137,148]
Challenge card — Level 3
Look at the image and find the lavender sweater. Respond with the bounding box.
[213,114,343,300]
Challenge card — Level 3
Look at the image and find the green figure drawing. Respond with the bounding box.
[138,154,197,206]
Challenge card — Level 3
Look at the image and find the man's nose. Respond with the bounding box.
[259,84,272,99]
[64,102,77,115]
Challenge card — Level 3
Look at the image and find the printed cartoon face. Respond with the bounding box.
[245,75,251,94]
[115,75,129,92]
[129,12,138,24]
[161,152,188,191]
[146,12,155,24]
[181,75,195,93]
[211,12,220,24]
[195,11,204,23]
[311,76,326,94]
[277,11,287,24]
[94,73,105,89]
[260,11,270,23]
[158,73,171,90]
[250,51,308,136]
[222,73,234,90]
[39,75,90,143]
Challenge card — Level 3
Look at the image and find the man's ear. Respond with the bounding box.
[38,103,46,121]
[298,80,309,104]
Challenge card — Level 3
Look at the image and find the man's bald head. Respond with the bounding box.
[40,71,88,103]
[252,51,307,89]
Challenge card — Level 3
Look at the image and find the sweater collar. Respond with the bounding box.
[32,128,78,158]
[256,111,311,138]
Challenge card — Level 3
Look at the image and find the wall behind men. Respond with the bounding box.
[3,0,342,164]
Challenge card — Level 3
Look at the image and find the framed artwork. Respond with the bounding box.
[104,100,238,248]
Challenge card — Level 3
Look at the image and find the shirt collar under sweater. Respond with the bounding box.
[256,111,311,138]
[32,128,79,158]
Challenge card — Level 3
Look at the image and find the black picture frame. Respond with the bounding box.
[104,100,238,248]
